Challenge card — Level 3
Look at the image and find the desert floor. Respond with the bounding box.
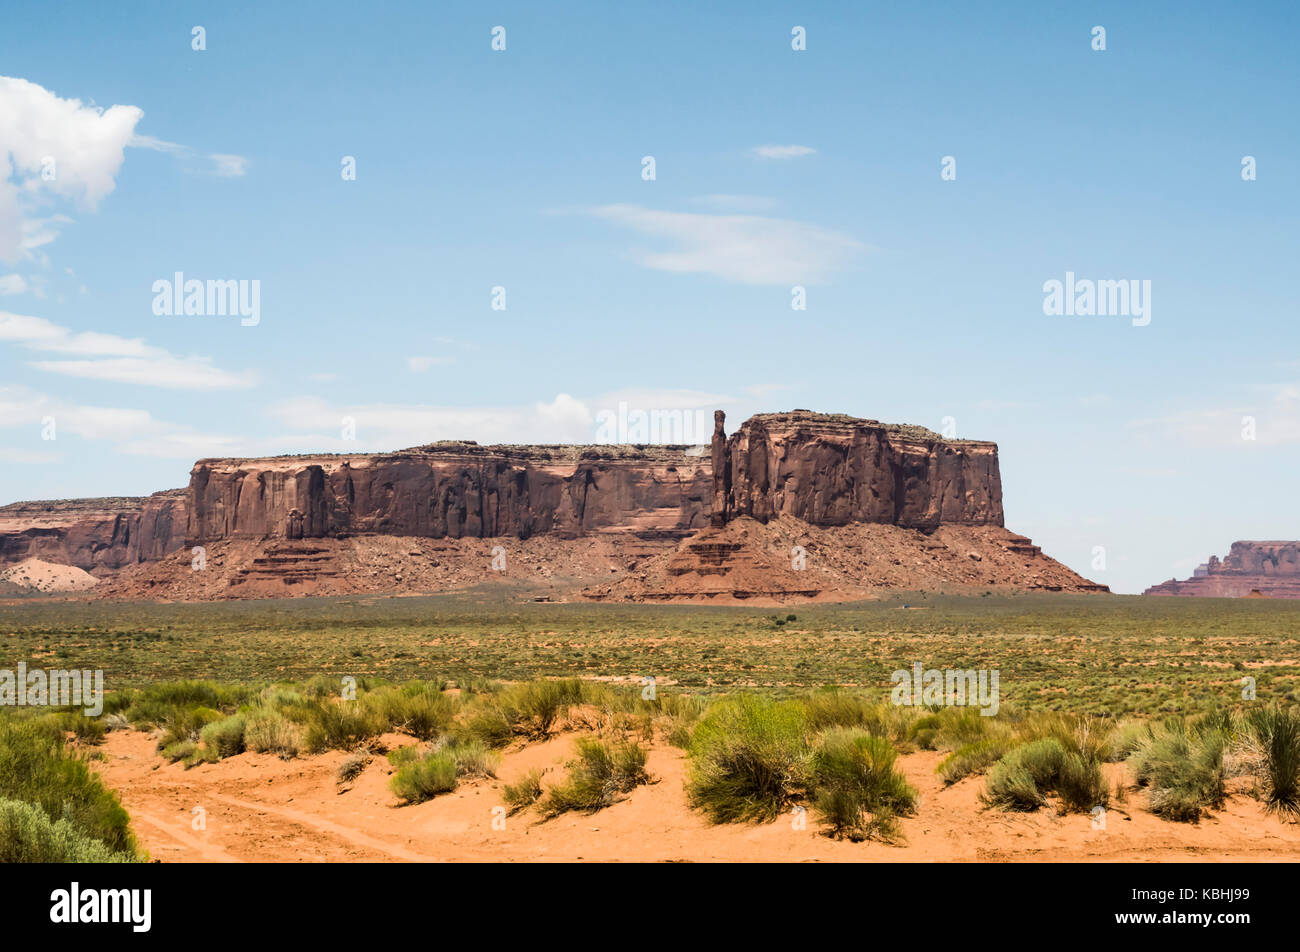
[94,729,1300,863]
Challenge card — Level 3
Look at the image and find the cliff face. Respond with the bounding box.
[0,411,1012,591]
[725,412,1003,529]
[0,490,187,575]
[1145,542,1300,598]
[186,443,715,544]
[183,413,1004,545]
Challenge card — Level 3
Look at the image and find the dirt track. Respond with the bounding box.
[92,730,1300,863]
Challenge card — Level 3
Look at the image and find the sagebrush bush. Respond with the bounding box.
[938,737,1012,784]
[497,679,585,738]
[0,717,136,855]
[984,738,1107,814]
[539,737,649,816]
[294,700,388,753]
[0,798,136,863]
[243,708,302,758]
[336,752,369,785]
[502,769,544,813]
[1127,719,1225,823]
[389,740,501,804]
[363,683,455,740]
[810,728,917,841]
[686,694,809,822]
[1244,706,1300,816]
[390,750,459,803]
[199,713,246,759]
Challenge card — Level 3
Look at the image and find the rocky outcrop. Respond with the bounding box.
[182,412,1004,547]
[724,411,1003,529]
[0,490,187,575]
[3,410,1082,602]
[1145,542,1300,598]
[186,443,714,544]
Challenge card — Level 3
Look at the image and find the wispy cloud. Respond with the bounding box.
[752,144,816,159]
[0,384,241,458]
[0,273,26,295]
[0,311,255,389]
[588,204,866,285]
[407,355,455,373]
[129,135,249,178]
[690,194,778,212]
[1127,383,1300,446]
[266,393,596,450]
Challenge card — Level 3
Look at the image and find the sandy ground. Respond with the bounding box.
[89,730,1300,863]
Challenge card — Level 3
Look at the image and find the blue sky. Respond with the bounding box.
[1,0,1297,594]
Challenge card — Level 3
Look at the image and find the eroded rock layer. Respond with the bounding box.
[186,443,714,544]
[725,412,1003,529]
[1144,542,1300,598]
[1,410,1102,601]
[0,491,186,576]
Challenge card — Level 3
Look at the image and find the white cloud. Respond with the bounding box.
[1127,383,1300,447]
[129,135,249,178]
[588,204,866,285]
[752,144,816,159]
[0,77,142,262]
[0,446,60,464]
[266,393,598,450]
[0,310,255,389]
[0,273,26,295]
[0,383,239,458]
[29,356,255,390]
[691,194,778,212]
[208,153,249,177]
[407,355,454,373]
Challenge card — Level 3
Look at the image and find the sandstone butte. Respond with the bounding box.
[1143,542,1300,599]
[0,410,1112,602]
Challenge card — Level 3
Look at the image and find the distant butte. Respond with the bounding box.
[1144,542,1300,599]
[0,410,1108,602]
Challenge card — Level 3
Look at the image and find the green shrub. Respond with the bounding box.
[985,738,1107,814]
[539,738,649,817]
[0,799,136,863]
[686,695,809,822]
[199,713,246,759]
[386,745,420,767]
[1245,706,1300,816]
[389,741,501,804]
[497,679,585,738]
[295,700,387,753]
[243,708,302,758]
[502,769,543,813]
[453,703,514,749]
[809,728,917,841]
[0,717,136,855]
[938,737,1011,784]
[447,740,499,780]
[390,750,459,803]
[1127,720,1225,822]
[363,683,456,740]
[162,740,196,763]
